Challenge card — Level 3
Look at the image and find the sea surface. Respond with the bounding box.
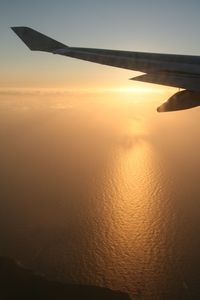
[1,91,200,299]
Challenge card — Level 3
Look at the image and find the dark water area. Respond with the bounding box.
[1,93,200,299]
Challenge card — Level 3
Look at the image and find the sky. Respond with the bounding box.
[1,0,200,92]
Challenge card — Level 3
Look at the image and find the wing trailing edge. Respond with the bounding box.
[131,71,200,92]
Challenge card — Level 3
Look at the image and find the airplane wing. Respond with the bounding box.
[11,27,200,112]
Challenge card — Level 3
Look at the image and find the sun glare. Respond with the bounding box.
[106,86,164,94]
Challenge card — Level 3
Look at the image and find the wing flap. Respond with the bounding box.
[131,71,200,91]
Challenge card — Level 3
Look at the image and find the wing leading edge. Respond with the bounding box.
[11,27,200,111]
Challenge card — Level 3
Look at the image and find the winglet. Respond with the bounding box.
[11,27,68,52]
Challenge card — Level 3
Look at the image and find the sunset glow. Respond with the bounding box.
[2,1,200,299]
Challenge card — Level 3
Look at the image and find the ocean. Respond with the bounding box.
[1,91,200,299]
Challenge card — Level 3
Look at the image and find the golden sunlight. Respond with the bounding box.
[105,86,165,94]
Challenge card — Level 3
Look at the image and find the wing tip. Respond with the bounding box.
[11,26,31,32]
[11,26,67,52]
